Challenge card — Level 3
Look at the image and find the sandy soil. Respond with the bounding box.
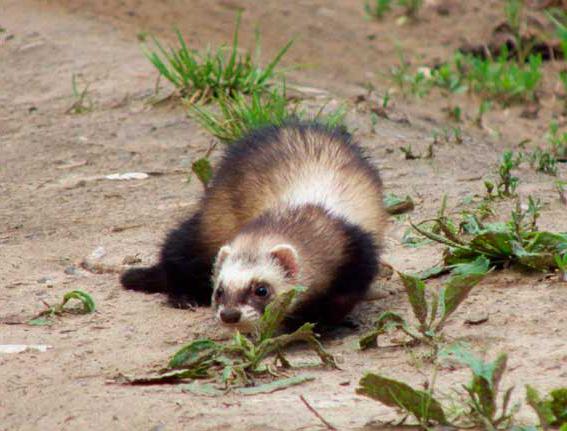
[1,1,566,430]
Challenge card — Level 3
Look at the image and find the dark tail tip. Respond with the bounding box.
[120,265,166,293]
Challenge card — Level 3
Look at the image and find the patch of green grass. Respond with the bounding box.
[359,256,490,350]
[189,86,346,144]
[121,288,336,391]
[143,14,293,102]
[28,290,96,326]
[456,49,542,105]
[391,49,542,106]
[411,198,567,275]
[188,87,293,143]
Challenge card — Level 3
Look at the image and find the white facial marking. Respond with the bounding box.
[217,259,283,290]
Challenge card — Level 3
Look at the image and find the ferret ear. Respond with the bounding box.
[214,245,232,276]
[270,244,299,279]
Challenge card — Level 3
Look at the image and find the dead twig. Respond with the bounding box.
[299,395,337,431]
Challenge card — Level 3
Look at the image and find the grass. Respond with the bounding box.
[359,256,491,351]
[189,86,347,144]
[66,74,93,114]
[121,288,336,391]
[391,48,542,106]
[143,14,293,102]
[28,290,96,326]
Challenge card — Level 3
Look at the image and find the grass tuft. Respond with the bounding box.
[143,14,293,102]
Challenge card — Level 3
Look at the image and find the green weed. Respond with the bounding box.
[357,346,520,429]
[121,288,336,391]
[458,49,542,106]
[365,0,393,19]
[411,198,567,275]
[546,121,567,161]
[526,385,567,429]
[66,74,93,114]
[28,290,96,325]
[441,345,518,430]
[527,148,558,175]
[484,150,521,198]
[143,14,292,102]
[384,193,415,215]
[359,256,490,350]
[555,252,567,282]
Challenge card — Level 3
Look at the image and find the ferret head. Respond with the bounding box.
[211,243,299,332]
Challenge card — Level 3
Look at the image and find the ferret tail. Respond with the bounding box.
[120,265,166,293]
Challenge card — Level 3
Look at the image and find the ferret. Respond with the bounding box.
[120,121,387,331]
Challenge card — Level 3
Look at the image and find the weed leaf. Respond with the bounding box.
[257,286,304,341]
[357,373,448,425]
[168,339,221,369]
[191,158,213,188]
[398,273,428,328]
[62,290,96,313]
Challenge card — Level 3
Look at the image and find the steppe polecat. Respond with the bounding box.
[121,122,386,331]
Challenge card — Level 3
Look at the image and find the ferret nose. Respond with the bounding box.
[220,308,242,324]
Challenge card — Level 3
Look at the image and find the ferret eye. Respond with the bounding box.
[254,284,269,298]
[215,287,224,299]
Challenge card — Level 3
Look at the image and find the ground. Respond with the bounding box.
[1,1,566,430]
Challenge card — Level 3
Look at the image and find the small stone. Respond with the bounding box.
[64,266,78,275]
[464,312,489,325]
[37,277,53,284]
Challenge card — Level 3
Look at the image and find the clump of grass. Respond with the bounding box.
[144,14,293,102]
[357,346,519,429]
[66,74,93,114]
[411,197,567,275]
[189,86,347,144]
[121,288,336,391]
[457,49,542,106]
[359,256,490,350]
[28,290,96,326]
[391,49,542,106]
